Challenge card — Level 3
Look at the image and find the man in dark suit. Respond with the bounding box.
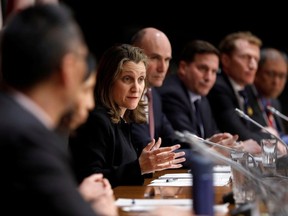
[158,40,220,140]
[0,4,116,216]
[253,48,288,144]
[131,29,239,159]
[157,40,240,152]
[207,32,286,154]
[130,27,177,149]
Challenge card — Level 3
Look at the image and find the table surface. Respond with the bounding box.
[113,168,234,216]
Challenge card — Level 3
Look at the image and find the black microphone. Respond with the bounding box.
[235,108,287,148]
[266,105,288,122]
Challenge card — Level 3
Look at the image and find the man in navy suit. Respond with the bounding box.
[157,40,240,151]
[158,40,220,140]
[0,4,116,216]
[207,32,287,154]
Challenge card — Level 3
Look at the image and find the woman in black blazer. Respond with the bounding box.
[69,44,186,187]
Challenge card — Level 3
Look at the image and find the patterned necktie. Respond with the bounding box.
[194,99,205,138]
[146,88,155,139]
[265,99,276,128]
[238,89,253,116]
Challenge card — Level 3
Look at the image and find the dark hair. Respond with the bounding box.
[258,48,288,70]
[83,52,97,81]
[57,52,97,132]
[179,40,219,64]
[0,3,84,90]
[95,43,148,124]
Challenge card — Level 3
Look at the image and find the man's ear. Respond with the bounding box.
[178,60,187,80]
[221,54,229,67]
[58,52,77,87]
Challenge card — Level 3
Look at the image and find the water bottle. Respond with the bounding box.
[190,154,214,216]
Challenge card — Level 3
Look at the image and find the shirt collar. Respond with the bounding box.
[11,90,54,129]
[188,90,201,103]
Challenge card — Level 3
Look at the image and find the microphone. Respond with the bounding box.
[175,130,288,215]
[175,131,263,183]
[175,131,257,167]
[235,108,287,148]
[266,105,288,122]
[178,132,242,152]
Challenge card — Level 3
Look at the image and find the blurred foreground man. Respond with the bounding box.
[0,4,116,216]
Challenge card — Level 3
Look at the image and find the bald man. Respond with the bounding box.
[130,27,177,150]
[130,28,239,160]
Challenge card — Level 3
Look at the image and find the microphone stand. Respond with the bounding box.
[175,130,288,215]
[267,105,288,122]
[184,132,257,167]
[175,131,257,173]
[235,108,288,148]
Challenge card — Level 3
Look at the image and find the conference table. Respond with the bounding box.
[113,168,234,216]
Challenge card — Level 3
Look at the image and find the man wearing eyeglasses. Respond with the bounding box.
[207,32,287,155]
[253,48,288,144]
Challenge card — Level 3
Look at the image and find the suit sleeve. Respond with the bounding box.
[208,81,270,143]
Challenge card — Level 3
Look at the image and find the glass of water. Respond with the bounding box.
[261,139,277,175]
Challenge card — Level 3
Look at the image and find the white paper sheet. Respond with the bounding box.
[213,165,231,173]
[149,173,231,186]
[116,198,192,206]
[158,173,192,179]
[116,198,229,213]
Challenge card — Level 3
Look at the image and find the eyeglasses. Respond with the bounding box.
[263,70,287,80]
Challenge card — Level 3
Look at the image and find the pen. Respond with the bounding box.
[166,178,177,182]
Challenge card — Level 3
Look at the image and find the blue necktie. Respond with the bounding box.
[194,99,205,138]
[238,89,251,116]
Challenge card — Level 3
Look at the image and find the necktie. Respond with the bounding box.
[238,89,253,116]
[265,100,276,128]
[146,88,155,139]
[194,99,205,138]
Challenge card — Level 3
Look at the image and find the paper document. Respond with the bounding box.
[149,173,230,186]
[213,165,231,173]
[115,198,229,213]
[116,198,192,206]
[158,173,191,179]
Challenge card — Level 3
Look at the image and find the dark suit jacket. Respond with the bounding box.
[250,85,286,136]
[157,74,220,143]
[131,88,177,149]
[207,72,271,143]
[69,106,144,188]
[0,92,97,216]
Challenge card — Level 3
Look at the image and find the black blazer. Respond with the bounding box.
[207,72,271,143]
[157,74,220,141]
[131,88,177,149]
[0,92,97,216]
[69,106,144,188]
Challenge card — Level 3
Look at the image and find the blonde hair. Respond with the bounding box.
[219,31,262,55]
